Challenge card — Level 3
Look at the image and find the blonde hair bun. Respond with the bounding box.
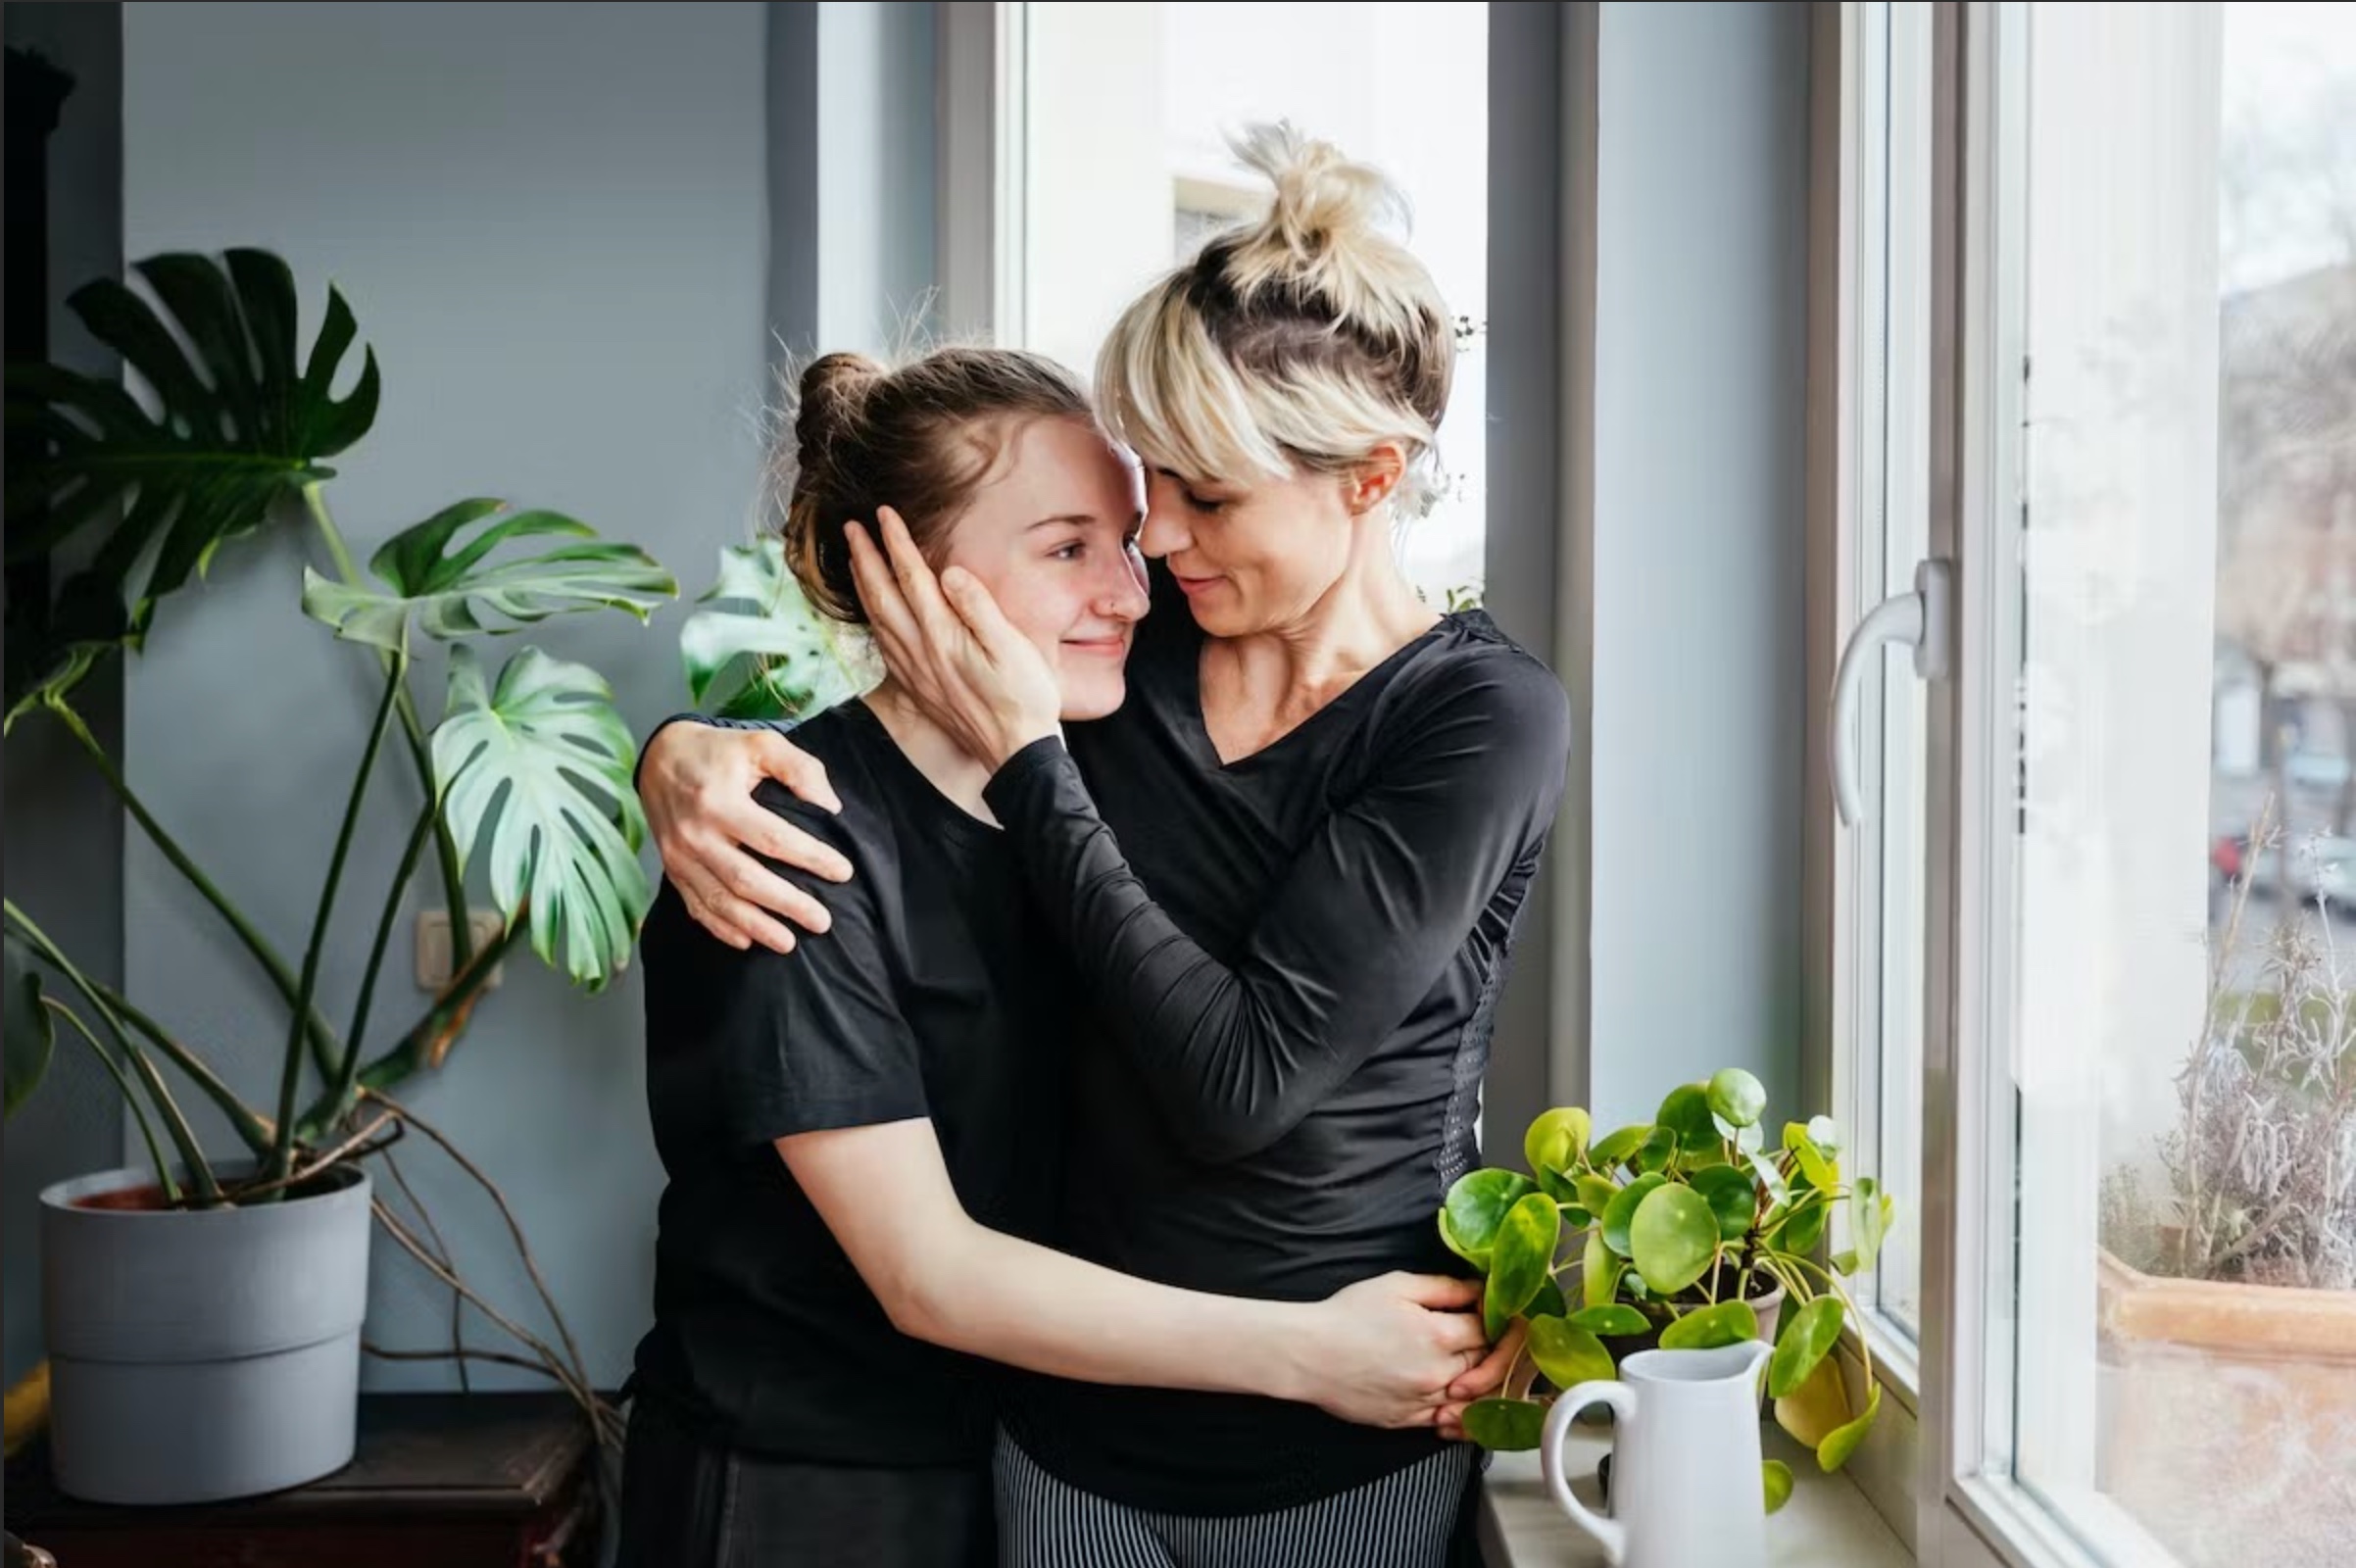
[1093,122,1454,514]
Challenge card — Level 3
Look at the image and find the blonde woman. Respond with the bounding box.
[621,346,1496,1568]
[637,127,1571,1565]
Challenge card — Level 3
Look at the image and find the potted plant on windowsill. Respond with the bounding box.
[0,249,677,1506]
[1438,1068,1896,1517]
[2095,815,2356,1562]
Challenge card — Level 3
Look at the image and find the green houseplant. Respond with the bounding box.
[0,249,686,1503]
[1437,1068,1897,1514]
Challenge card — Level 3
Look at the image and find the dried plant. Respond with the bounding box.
[2142,807,2356,1289]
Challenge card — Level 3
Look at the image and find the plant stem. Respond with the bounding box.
[13,903,217,1202]
[44,999,178,1204]
[367,1087,592,1390]
[302,914,530,1129]
[370,1198,620,1447]
[82,976,273,1157]
[45,697,345,1076]
[376,1148,471,1393]
[273,652,406,1183]
[116,1030,221,1205]
[302,484,475,969]
[230,1113,401,1203]
[363,1342,558,1381]
[334,804,438,1116]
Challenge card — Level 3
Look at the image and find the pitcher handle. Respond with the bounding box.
[1543,1379,1638,1566]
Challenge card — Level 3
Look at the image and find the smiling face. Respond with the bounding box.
[939,416,1152,720]
[1138,461,1392,639]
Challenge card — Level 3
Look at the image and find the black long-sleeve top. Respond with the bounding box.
[676,564,1571,1513]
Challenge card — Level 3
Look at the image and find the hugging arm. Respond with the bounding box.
[979,662,1572,1162]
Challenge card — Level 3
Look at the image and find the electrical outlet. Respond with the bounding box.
[416,910,510,992]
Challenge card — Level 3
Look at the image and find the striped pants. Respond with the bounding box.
[992,1430,1481,1568]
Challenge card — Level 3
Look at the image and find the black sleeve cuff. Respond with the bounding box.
[982,736,1084,832]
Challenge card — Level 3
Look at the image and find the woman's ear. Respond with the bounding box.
[1345,444,1408,515]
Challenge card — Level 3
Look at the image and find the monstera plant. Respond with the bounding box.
[1439,1069,1897,1516]
[2,249,689,1490]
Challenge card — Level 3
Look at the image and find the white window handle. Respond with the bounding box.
[1831,558,1952,826]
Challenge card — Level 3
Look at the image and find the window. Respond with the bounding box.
[1014,0,1490,607]
[1922,3,2356,1564]
[1838,0,1935,1353]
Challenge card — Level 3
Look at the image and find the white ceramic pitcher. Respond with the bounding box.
[1541,1340,1775,1568]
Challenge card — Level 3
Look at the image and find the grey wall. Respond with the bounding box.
[117,0,772,1392]
[4,0,127,1388]
[1481,0,1578,1159]
[1585,0,1811,1131]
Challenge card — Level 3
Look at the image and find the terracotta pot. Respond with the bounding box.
[2095,1248,2356,1565]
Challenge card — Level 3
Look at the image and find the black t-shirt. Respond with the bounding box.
[629,699,1069,1467]
[982,564,1574,1514]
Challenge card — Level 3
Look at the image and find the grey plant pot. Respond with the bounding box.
[39,1161,372,1505]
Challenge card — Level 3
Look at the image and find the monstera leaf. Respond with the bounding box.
[303,499,675,653]
[679,539,877,720]
[4,250,379,720]
[4,931,55,1118]
[432,646,651,989]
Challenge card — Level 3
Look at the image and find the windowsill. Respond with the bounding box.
[1479,1420,1915,1567]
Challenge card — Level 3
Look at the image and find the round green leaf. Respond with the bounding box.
[1689,1163,1759,1241]
[1806,1114,1842,1153]
[1763,1459,1795,1515]
[1486,1192,1563,1336]
[1707,1068,1767,1128]
[1779,1199,1829,1255]
[1655,1083,1718,1152]
[1633,1127,1679,1174]
[1769,1297,1845,1399]
[1567,1304,1651,1337]
[1536,1165,1581,1205]
[1530,1273,1569,1322]
[1590,1123,1652,1170]
[1601,1173,1668,1256]
[1629,1184,1720,1296]
[1462,1396,1548,1452]
[1850,1177,1890,1271]
[1574,1173,1623,1217]
[1527,1315,1616,1390]
[1582,1232,1622,1309]
[1525,1106,1592,1174]
[1657,1298,1759,1351]
[1816,1382,1883,1472]
[1438,1206,1483,1268]
[1792,1138,1837,1194]
[1443,1168,1539,1269]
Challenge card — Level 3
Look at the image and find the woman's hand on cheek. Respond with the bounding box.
[846,509,1062,766]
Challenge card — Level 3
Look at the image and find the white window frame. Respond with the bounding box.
[1916,7,2213,1566]
[1817,0,1937,1401]
[935,0,1027,345]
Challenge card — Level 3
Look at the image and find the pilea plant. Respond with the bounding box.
[1437,1068,1897,1513]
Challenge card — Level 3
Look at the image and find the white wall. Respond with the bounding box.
[119,0,772,1391]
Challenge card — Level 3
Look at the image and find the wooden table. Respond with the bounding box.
[4,1392,599,1568]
